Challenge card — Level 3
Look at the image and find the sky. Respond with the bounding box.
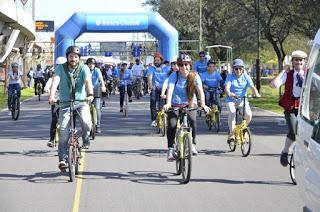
[18,0,153,42]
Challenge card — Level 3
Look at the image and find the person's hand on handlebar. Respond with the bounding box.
[48,96,57,105]
[201,102,210,114]
[86,95,94,103]
[163,103,171,111]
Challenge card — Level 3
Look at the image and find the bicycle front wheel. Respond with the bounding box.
[124,93,128,117]
[241,128,251,157]
[68,144,76,182]
[205,114,212,130]
[181,133,192,184]
[214,111,220,133]
[289,154,297,185]
[11,96,20,120]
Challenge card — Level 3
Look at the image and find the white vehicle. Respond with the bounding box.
[295,28,320,212]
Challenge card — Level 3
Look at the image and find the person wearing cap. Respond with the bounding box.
[34,64,46,96]
[193,51,209,79]
[163,53,210,160]
[270,50,308,167]
[131,58,144,99]
[7,62,24,116]
[45,56,67,148]
[49,45,94,172]
[225,58,261,142]
[115,62,133,112]
[147,52,170,127]
[202,60,224,111]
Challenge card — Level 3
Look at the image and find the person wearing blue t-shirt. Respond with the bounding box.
[116,62,133,112]
[49,45,94,172]
[147,52,170,127]
[193,51,208,78]
[86,58,106,133]
[163,53,210,161]
[225,59,260,142]
[202,60,223,111]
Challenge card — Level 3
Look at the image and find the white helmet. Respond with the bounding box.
[55,56,67,65]
[291,50,307,59]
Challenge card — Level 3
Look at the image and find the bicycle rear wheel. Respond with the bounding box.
[241,128,251,157]
[11,95,20,120]
[214,111,220,133]
[68,144,76,182]
[228,138,236,152]
[75,145,81,175]
[181,133,192,184]
[289,154,297,185]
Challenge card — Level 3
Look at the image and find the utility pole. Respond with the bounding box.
[255,0,261,92]
[32,0,35,21]
[199,0,202,52]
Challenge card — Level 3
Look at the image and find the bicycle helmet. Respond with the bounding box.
[55,56,67,65]
[154,52,163,61]
[86,57,96,65]
[232,58,245,67]
[65,45,81,57]
[11,62,19,68]
[177,53,192,64]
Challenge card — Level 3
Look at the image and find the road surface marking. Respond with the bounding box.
[72,151,86,212]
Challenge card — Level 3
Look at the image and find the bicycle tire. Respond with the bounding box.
[289,154,297,185]
[68,144,76,182]
[75,146,80,175]
[160,114,167,137]
[91,106,97,140]
[37,84,42,101]
[241,128,251,157]
[205,114,212,130]
[11,95,20,120]
[214,111,220,133]
[181,133,192,184]
[228,138,236,152]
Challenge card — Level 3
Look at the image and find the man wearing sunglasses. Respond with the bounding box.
[225,59,261,142]
[193,51,208,79]
[270,50,307,167]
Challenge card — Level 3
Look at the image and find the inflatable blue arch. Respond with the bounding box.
[55,12,179,62]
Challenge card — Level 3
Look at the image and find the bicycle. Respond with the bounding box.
[122,81,129,117]
[60,100,83,182]
[10,88,20,120]
[89,100,97,140]
[156,98,167,137]
[205,87,221,132]
[36,81,42,101]
[168,107,194,184]
[228,96,252,157]
[132,78,141,100]
[289,146,297,185]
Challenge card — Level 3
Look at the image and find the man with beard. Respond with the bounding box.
[147,52,170,127]
[49,45,94,172]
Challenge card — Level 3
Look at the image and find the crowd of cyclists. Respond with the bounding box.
[6,44,308,172]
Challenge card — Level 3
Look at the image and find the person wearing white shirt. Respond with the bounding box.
[34,64,46,95]
[7,62,24,115]
[131,58,144,98]
[270,50,307,167]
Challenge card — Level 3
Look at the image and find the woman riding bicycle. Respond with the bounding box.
[163,53,210,161]
[115,62,133,112]
[7,62,24,116]
[202,60,224,111]
[225,59,261,142]
[147,52,171,127]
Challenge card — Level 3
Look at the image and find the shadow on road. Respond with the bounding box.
[85,148,167,158]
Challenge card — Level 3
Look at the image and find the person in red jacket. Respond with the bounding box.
[271,50,307,166]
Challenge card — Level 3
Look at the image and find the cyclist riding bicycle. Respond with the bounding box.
[49,45,94,172]
[225,59,261,142]
[115,62,133,112]
[86,57,106,133]
[45,56,67,148]
[7,62,24,116]
[202,60,223,111]
[193,51,208,79]
[163,53,210,160]
[131,58,144,97]
[147,52,171,127]
[270,50,308,167]
[34,64,46,95]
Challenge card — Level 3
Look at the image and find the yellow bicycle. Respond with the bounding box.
[156,98,167,136]
[228,96,252,157]
[205,87,221,132]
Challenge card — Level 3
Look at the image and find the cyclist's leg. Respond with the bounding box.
[7,84,13,111]
[204,91,209,107]
[226,101,236,137]
[78,102,92,146]
[242,101,252,124]
[94,97,101,129]
[16,84,21,98]
[216,90,222,111]
[127,84,133,101]
[187,109,197,144]
[150,89,157,122]
[34,78,39,95]
[167,110,178,148]
[119,85,125,109]
[58,107,71,162]
[155,88,161,111]
[50,104,57,141]
[41,78,45,94]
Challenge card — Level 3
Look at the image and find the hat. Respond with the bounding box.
[291,50,307,59]
[233,59,245,67]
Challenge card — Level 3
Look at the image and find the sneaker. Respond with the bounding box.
[82,141,90,149]
[47,140,54,148]
[167,148,175,161]
[96,127,101,133]
[58,161,67,172]
[120,108,123,112]
[151,120,157,127]
[280,152,289,167]
[192,144,198,155]
[129,98,133,103]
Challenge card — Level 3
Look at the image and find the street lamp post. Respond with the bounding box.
[255,0,261,93]
[199,0,202,52]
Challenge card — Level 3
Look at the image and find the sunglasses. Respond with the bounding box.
[199,55,205,58]
[234,67,244,71]
[178,63,190,67]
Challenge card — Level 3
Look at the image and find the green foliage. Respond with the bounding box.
[0,86,34,110]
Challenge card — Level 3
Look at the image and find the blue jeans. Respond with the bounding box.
[119,84,132,108]
[8,83,21,110]
[94,97,101,128]
[58,102,92,162]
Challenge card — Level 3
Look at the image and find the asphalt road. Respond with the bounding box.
[0,93,303,212]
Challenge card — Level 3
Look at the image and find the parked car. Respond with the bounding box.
[295,28,320,212]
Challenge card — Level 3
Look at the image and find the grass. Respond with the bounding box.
[0,86,35,111]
